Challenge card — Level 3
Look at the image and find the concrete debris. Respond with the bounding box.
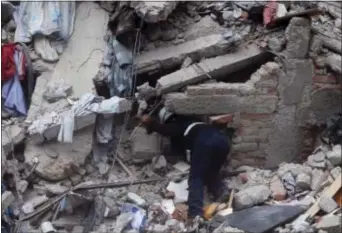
[234,185,271,210]
[153,155,167,170]
[136,82,157,101]
[131,127,161,163]
[315,215,341,233]
[326,54,342,74]
[166,180,189,204]
[127,192,147,207]
[326,145,342,166]
[137,34,233,76]
[131,1,178,23]
[330,167,341,180]
[310,169,327,191]
[270,175,287,201]
[157,44,265,95]
[2,124,25,155]
[173,161,190,173]
[318,196,339,213]
[296,173,311,191]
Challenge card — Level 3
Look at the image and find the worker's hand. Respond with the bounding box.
[140,114,154,127]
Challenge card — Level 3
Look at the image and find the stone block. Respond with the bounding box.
[310,169,327,191]
[296,173,311,190]
[164,93,278,115]
[285,17,311,59]
[137,34,232,76]
[270,175,287,201]
[156,44,265,94]
[131,127,161,162]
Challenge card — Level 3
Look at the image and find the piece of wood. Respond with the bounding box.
[217,189,235,216]
[304,173,341,219]
[267,8,321,29]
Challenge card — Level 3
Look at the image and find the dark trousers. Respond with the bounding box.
[187,127,230,217]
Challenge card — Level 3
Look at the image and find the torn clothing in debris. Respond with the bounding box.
[14,1,75,42]
[2,49,27,116]
[106,36,133,98]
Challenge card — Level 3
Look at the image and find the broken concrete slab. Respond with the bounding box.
[131,127,161,162]
[137,34,232,76]
[28,111,96,144]
[2,124,25,155]
[285,17,311,59]
[164,93,278,115]
[156,45,265,94]
[24,126,93,181]
[131,1,178,23]
[27,2,108,121]
[296,173,311,190]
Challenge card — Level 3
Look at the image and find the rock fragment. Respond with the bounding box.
[318,196,338,213]
[326,54,342,74]
[131,1,178,23]
[310,169,327,191]
[234,185,271,210]
[326,145,342,166]
[296,173,311,190]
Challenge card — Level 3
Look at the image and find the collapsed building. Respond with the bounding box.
[1,1,342,233]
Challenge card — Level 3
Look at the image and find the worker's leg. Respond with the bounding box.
[187,143,211,217]
[206,132,230,201]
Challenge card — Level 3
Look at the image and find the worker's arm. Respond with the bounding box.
[141,115,184,138]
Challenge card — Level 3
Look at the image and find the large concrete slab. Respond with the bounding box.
[27,2,108,121]
[164,93,278,115]
[137,34,232,75]
[156,45,265,94]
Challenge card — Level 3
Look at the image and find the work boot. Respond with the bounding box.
[213,186,230,203]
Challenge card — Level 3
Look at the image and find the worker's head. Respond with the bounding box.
[158,106,174,124]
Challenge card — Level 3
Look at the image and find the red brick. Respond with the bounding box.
[209,114,233,125]
[313,75,337,84]
[270,176,287,201]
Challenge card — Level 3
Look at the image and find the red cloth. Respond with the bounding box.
[263,0,277,27]
[1,43,17,81]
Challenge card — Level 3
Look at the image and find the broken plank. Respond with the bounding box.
[267,8,322,29]
[305,173,341,219]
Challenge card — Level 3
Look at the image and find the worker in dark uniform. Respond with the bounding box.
[140,107,230,219]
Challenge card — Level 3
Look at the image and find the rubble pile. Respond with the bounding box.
[1,1,342,233]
